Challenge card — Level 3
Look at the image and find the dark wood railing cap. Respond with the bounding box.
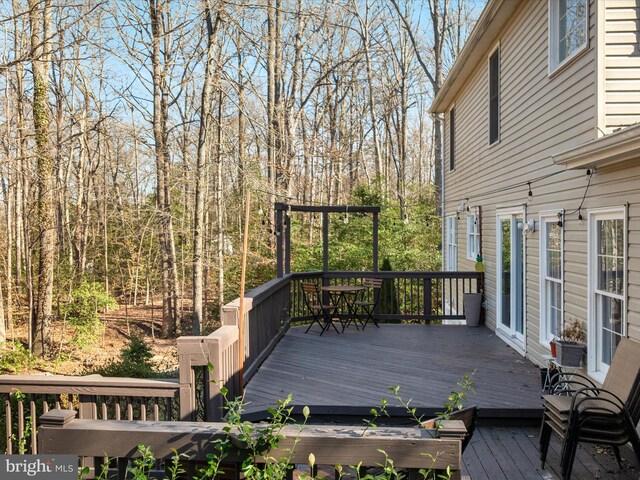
[40,409,77,427]
[437,420,467,438]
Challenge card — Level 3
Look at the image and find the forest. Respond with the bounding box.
[0,0,480,359]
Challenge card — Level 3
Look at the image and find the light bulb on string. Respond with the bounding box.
[343,213,349,224]
[578,209,584,226]
[258,205,264,216]
[528,182,533,198]
[403,214,409,225]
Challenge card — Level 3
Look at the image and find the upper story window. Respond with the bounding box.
[549,0,588,73]
[489,47,500,145]
[449,108,455,171]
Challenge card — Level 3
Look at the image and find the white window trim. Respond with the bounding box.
[539,211,564,348]
[587,206,627,384]
[446,215,458,272]
[466,213,480,260]
[487,43,501,146]
[548,0,589,75]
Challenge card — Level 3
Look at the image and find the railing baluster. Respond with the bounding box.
[30,399,37,453]
[5,399,12,454]
[17,400,24,453]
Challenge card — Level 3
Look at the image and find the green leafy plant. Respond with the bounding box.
[90,336,156,378]
[0,342,34,374]
[64,282,117,349]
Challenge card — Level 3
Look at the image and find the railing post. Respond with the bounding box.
[206,337,225,422]
[177,337,201,421]
[423,278,432,323]
[38,410,77,454]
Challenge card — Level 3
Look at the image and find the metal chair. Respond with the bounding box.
[539,338,640,479]
[301,283,339,335]
[354,278,383,329]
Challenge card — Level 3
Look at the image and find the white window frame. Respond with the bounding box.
[466,212,480,260]
[446,215,458,271]
[539,211,563,347]
[587,206,627,383]
[548,0,589,74]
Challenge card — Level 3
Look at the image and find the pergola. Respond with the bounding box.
[274,203,381,277]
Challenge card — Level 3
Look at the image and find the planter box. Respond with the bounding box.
[556,341,585,367]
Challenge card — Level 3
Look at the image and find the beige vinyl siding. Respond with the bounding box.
[604,1,640,132]
[443,0,601,366]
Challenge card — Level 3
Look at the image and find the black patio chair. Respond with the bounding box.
[539,338,640,479]
[354,278,383,329]
[301,282,339,335]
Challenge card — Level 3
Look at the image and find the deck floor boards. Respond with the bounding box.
[463,426,638,479]
[243,324,639,478]
[244,324,542,420]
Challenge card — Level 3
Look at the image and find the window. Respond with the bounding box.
[466,213,480,260]
[446,215,457,271]
[549,0,588,72]
[540,214,563,345]
[449,108,455,171]
[489,47,500,144]
[588,208,626,381]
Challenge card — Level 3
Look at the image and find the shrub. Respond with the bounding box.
[91,336,155,378]
[63,282,117,349]
[0,341,34,374]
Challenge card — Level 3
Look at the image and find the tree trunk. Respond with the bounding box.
[149,0,177,337]
[29,0,54,357]
[193,1,222,334]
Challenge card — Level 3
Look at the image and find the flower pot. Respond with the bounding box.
[463,293,482,327]
[556,341,585,367]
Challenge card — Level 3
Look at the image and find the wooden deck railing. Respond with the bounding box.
[177,276,291,422]
[38,409,466,480]
[1,270,480,456]
[290,271,483,323]
[0,375,179,454]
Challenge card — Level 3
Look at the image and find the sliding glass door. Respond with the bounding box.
[497,210,525,343]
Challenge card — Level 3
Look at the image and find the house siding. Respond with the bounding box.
[604,0,640,132]
[440,0,640,368]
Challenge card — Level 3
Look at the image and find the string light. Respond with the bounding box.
[403,214,409,225]
[258,205,264,216]
[557,212,563,228]
[528,182,532,198]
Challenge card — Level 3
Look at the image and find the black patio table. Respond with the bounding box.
[320,284,365,331]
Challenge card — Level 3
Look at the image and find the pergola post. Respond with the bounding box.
[373,211,379,272]
[276,205,284,278]
[322,211,329,273]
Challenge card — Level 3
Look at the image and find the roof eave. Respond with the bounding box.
[553,124,640,170]
[429,0,521,115]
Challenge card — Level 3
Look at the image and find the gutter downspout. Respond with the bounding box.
[438,114,446,272]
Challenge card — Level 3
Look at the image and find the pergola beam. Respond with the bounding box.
[274,203,381,277]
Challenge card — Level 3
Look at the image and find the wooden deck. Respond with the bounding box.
[462,425,638,479]
[243,324,543,421]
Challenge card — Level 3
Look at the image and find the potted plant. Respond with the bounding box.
[555,319,586,367]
